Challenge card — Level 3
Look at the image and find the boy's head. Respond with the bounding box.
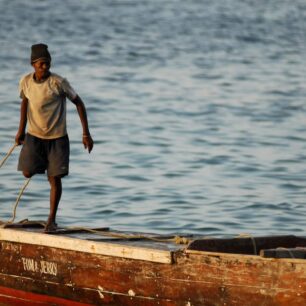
[31,43,51,64]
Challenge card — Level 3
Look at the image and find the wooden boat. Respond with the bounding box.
[0,221,305,306]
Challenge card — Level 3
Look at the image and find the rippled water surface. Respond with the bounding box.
[1,0,306,237]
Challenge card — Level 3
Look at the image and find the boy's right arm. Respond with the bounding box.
[15,97,28,145]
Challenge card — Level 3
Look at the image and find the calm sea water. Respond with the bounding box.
[1,0,306,237]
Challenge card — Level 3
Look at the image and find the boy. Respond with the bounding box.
[15,43,94,232]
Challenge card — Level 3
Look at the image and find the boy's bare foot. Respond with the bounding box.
[44,221,58,233]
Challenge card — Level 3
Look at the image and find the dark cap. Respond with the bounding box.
[31,43,51,63]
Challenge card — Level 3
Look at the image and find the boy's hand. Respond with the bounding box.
[83,135,94,153]
[15,132,25,145]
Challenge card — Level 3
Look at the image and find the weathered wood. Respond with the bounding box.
[0,228,305,305]
[0,228,173,264]
[3,222,44,229]
[260,247,306,259]
[3,222,110,234]
[187,235,306,255]
[48,227,110,235]
[182,250,306,306]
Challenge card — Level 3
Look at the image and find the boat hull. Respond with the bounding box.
[0,228,305,305]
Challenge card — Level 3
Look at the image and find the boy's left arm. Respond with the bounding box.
[71,95,94,153]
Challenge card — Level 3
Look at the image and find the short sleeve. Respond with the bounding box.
[61,78,77,101]
[19,76,26,99]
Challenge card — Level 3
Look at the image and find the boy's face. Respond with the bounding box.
[32,59,51,79]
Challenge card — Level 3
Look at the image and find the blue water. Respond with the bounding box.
[1,0,306,237]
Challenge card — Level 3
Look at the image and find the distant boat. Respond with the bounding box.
[0,221,305,305]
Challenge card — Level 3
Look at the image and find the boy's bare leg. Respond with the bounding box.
[45,176,62,232]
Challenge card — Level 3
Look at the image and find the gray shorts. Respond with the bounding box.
[18,133,70,177]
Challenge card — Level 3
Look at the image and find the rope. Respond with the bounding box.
[276,247,295,259]
[0,145,191,244]
[0,143,31,226]
[2,218,191,244]
[7,177,31,224]
[0,144,18,168]
[55,226,192,244]
[0,144,192,244]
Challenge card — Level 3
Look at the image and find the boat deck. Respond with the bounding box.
[1,220,189,250]
[1,220,306,262]
[0,220,193,264]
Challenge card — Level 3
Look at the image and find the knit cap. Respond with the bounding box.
[31,43,51,63]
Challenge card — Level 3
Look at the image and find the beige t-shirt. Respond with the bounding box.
[19,72,77,139]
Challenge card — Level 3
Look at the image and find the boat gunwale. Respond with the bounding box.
[0,227,174,264]
[185,249,306,264]
[1,227,305,265]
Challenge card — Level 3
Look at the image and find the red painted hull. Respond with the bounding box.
[0,285,91,306]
